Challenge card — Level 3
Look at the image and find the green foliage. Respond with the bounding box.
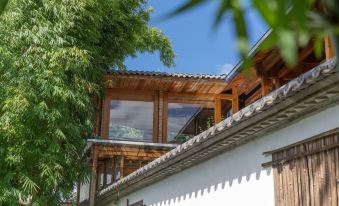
[0,0,174,205]
[0,0,8,14]
[171,0,339,68]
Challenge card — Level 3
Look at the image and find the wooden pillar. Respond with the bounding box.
[120,156,125,179]
[162,92,168,143]
[261,75,270,97]
[89,147,98,206]
[325,36,335,59]
[153,92,159,143]
[214,97,222,124]
[102,91,111,139]
[95,98,102,136]
[231,87,239,114]
[158,91,164,142]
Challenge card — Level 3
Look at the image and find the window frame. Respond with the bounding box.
[102,89,158,143]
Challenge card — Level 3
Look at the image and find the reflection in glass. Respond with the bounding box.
[109,100,153,142]
[167,103,214,143]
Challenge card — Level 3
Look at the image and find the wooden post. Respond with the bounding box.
[231,87,239,114]
[158,91,164,142]
[325,36,335,60]
[120,156,125,179]
[95,98,102,136]
[162,92,168,143]
[89,147,98,206]
[214,97,221,124]
[153,92,159,143]
[102,92,111,139]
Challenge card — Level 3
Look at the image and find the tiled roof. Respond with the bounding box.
[92,59,339,205]
[108,69,227,80]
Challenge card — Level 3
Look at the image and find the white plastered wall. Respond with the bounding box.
[105,103,339,206]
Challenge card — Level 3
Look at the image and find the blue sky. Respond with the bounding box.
[124,0,268,75]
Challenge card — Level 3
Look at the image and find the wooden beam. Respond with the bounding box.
[232,87,239,114]
[169,99,215,108]
[215,93,233,100]
[108,88,155,101]
[168,92,217,101]
[89,147,98,206]
[102,92,111,139]
[325,36,335,59]
[162,93,168,143]
[214,97,222,124]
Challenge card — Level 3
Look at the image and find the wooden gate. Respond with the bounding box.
[264,132,339,206]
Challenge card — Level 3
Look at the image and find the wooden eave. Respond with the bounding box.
[103,74,228,94]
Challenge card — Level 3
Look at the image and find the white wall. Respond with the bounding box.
[80,183,89,203]
[109,103,339,206]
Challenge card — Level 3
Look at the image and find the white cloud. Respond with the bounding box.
[216,63,234,75]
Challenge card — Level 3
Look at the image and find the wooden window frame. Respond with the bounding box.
[101,89,238,143]
[102,88,158,143]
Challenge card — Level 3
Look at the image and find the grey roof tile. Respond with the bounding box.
[107,69,227,80]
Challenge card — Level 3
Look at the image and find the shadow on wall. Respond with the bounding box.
[121,134,274,206]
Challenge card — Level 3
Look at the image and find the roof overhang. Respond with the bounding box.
[103,71,228,94]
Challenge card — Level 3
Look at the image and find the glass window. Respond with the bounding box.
[109,100,153,142]
[167,103,214,143]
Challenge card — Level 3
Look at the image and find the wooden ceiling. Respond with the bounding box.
[103,74,228,94]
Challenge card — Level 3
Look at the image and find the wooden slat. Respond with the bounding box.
[270,133,339,206]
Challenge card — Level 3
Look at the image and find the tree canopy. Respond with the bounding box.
[0,0,174,205]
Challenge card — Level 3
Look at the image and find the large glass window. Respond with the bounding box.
[109,100,153,142]
[167,103,214,143]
